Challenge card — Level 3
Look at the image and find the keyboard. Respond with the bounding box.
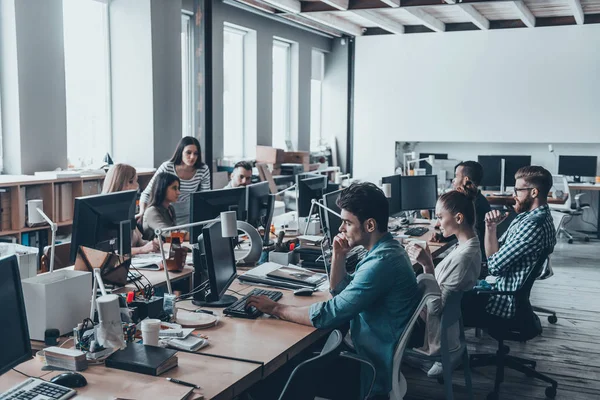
[223,288,283,319]
[404,227,430,237]
[0,378,76,400]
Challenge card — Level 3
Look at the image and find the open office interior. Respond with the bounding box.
[1,1,600,400]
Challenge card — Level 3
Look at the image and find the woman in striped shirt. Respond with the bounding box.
[139,136,211,225]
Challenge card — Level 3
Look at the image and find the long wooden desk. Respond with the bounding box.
[482,190,568,207]
[569,183,600,239]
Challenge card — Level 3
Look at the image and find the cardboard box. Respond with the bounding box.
[22,269,93,340]
[256,146,285,165]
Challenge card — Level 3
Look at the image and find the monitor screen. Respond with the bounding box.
[382,174,402,217]
[189,187,246,244]
[504,156,532,187]
[70,191,137,263]
[297,175,327,218]
[323,190,343,242]
[558,155,598,178]
[203,222,237,303]
[0,255,32,375]
[477,156,502,188]
[400,175,438,212]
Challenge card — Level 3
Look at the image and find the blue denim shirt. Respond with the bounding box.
[309,233,420,396]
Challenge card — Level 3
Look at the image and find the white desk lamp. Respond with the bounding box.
[335,173,351,186]
[273,184,297,196]
[35,208,58,273]
[154,211,237,294]
[405,155,436,175]
[89,268,125,350]
[403,152,417,176]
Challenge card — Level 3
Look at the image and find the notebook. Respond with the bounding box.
[105,342,178,376]
[266,265,327,287]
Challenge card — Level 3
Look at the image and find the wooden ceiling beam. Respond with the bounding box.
[281,13,345,36]
[512,0,535,28]
[352,9,405,34]
[379,0,400,7]
[262,0,301,14]
[320,0,350,11]
[302,12,365,36]
[404,7,445,32]
[567,0,584,25]
[457,3,489,30]
[300,0,519,13]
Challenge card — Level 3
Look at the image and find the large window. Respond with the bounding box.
[223,25,248,159]
[62,0,112,168]
[272,39,292,151]
[181,13,194,138]
[310,50,325,151]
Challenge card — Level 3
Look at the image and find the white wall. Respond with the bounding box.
[353,24,600,183]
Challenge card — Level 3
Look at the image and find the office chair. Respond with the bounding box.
[40,242,72,273]
[550,175,590,243]
[404,287,474,400]
[469,250,558,400]
[278,329,376,400]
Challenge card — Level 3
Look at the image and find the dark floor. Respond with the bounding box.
[403,238,600,400]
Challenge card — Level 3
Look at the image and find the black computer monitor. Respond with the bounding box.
[504,156,532,187]
[477,155,531,188]
[382,174,402,217]
[322,189,343,242]
[70,190,137,263]
[0,255,32,375]
[189,187,246,244]
[419,153,448,175]
[399,175,438,212]
[192,222,237,307]
[246,182,274,245]
[297,175,327,218]
[558,155,598,182]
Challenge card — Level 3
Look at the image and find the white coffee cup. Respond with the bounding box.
[140,319,161,346]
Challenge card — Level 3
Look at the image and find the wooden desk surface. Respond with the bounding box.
[481,190,567,206]
[569,183,600,191]
[113,266,194,294]
[0,360,53,393]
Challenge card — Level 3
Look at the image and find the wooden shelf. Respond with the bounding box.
[0,230,20,237]
[57,220,73,227]
[21,225,50,233]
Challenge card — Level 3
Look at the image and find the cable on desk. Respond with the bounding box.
[12,369,32,379]
[225,288,245,297]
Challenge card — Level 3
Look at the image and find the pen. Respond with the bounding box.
[166,377,201,389]
[196,309,215,315]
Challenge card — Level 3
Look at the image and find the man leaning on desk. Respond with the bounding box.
[247,182,421,400]
[223,161,253,189]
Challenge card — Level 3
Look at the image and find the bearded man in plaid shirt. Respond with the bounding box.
[462,166,556,325]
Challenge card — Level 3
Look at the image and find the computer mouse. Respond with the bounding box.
[293,288,315,297]
[50,372,88,388]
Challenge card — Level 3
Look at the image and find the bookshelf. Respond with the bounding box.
[0,169,155,245]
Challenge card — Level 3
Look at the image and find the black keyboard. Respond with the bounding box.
[223,288,283,319]
[404,227,429,237]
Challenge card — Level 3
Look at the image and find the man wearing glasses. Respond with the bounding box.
[462,166,556,324]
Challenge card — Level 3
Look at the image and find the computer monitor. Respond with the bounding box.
[477,155,531,188]
[558,155,598,182]
[504,156,532,187]
[382,174,402,217]
[70,190,137,263]
[297,175,327,218]
[246,181,275,245]
[419,153,448,175]
[189,187,246,244]
[192,221,237,307]
[0,255,32,375]
[399,175,438,212]
[322,189,343,242]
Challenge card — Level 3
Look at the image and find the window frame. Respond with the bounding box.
[181,12,195,138]
[272,38,293,150]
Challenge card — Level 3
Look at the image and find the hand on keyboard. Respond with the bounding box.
[246,295,277,315]
[223,289,283,319]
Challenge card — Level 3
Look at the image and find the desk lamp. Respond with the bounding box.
[405,155,436,175]
[36,207,58,273]
[335,173,351,186]
[155,211,237,294]
[403,152,416,176]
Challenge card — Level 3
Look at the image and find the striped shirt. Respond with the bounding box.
[140,161,211,205]
[486,204,556,319]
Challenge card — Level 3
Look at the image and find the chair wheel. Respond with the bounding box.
[568,239,573,244]
[487,391,499,400]
[548,315,558,324]
[545,386,557,398]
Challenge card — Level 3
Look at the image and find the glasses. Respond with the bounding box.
[513,187,534,194]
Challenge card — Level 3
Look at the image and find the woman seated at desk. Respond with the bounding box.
[405,182,482,378]
[139,136,210,225]
[102,163,159,255]
[142,172,180,240]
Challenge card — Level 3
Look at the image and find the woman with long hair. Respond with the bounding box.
[102,164,159,255]
[139,136,210,225]
[142,172,180,240]
[405,182,482,377]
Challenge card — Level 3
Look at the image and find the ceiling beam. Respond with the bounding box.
[281,13,345,36]
[302,12,365,36]
[352,9,405,34]
[379,0,400,7]
[512,1,535,28]
[403,7,445,32]
[567,0,584,25]
[262,0,301,14]
[299,0,519,13]
[320,0,350,11]
[457,3,489,30]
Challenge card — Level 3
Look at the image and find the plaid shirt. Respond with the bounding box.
[486,204,556,318]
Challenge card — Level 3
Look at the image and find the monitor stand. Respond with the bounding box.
[192,294,237,307]
[573,176,582,183]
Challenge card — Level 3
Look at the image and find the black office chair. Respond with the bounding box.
[278,329,376,400]
[469,250,558,400]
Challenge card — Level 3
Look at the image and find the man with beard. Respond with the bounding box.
[246,182,420,400]
[462,166,556,325]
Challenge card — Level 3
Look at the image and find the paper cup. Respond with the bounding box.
[140,319,161,346]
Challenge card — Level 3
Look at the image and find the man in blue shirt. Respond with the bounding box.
[247,182,420,399]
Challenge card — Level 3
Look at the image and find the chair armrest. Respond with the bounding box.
[339,352,376,400]
[574,193,587,209]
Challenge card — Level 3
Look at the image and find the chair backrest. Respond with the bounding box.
[278,329,344,400]
[550,175,572,211]
[390,279,438,398]
[40,242,72,273]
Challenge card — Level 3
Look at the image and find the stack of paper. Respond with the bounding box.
[44,347,88,371]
